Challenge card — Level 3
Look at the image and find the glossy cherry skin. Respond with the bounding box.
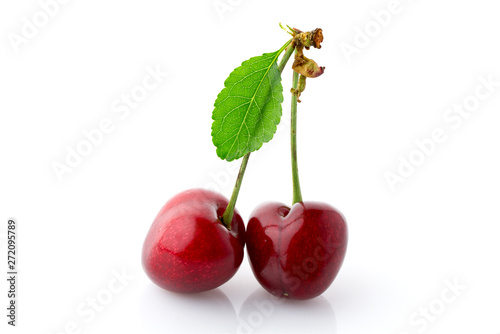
[246,201,347,300]
[142,189,245,293]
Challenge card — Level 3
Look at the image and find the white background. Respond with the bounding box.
[1,0,500,333]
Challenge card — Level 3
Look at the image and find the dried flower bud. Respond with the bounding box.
[312,28,323,49]
[290,26,325,78]
[296,32,312,49]
[293,55,325,78]
[293,28,323,50]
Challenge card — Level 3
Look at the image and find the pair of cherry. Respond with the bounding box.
[142,27,348,300]
[142,188,347,300]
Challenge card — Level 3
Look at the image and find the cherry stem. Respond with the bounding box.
[278,43,294,73]
[221,152,250,228]
[291,68,303,204]
[220,43,296,229]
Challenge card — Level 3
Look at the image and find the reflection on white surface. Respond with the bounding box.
[140,283,237,334]
[238,288,336,334]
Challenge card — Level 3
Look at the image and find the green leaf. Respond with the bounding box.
[211,40,291,161]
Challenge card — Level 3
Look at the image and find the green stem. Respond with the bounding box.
[278,43,294,74]
[291,69,303,204]
[221,153,250,228]
[221,41,296,229]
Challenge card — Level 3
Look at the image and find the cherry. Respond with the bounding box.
[246,43,348,299]
[142,189,245,293]
[246,201,347,300]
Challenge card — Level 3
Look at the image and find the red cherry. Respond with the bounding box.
[246,201,347,300]
[142,189,245,293]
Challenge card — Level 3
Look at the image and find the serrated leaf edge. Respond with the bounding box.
[211,40,292,161]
